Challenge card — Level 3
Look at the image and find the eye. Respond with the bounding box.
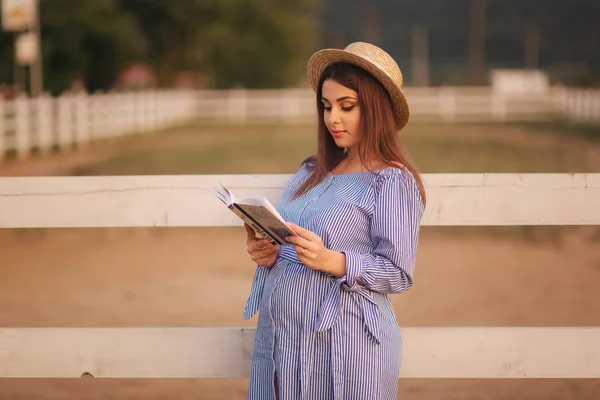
[342,106,354,112]
[323,105,332,112]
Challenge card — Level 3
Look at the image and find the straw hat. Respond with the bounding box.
[307,42,410,130]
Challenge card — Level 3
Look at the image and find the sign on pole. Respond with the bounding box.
[15,31,37,65]
[1,0,36,31]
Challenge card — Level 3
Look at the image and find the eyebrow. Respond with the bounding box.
[321,96,356,102]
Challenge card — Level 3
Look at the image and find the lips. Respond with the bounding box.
[331,129,346,138]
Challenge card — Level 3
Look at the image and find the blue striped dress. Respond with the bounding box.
[243,161,424,400]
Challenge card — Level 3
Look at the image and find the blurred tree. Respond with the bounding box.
[39,0,145,94]
[121,0,319,88]
[195,0,319,89]
[118,0,215,87]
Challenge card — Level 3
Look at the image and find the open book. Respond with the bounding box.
[209,183,298,246]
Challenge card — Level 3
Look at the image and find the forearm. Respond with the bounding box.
[320,249,347,278]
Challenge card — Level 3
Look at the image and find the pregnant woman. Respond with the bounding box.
[243,42,426,400]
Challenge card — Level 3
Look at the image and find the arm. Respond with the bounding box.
[337,173,424,294]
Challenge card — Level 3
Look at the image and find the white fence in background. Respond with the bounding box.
[1,86,599,164]
[0,90,198,162]
[0,173,599,379]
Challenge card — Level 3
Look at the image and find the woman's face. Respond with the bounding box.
[321,79,362,152]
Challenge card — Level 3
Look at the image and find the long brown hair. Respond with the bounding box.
[293,62,427,205]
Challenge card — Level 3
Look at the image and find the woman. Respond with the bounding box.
[243,42,426,400]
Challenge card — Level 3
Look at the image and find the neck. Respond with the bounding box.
[344,147,361,165]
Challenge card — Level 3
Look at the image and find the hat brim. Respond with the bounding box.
[307,48,410,130]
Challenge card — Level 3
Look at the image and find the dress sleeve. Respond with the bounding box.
[340,172,425,294]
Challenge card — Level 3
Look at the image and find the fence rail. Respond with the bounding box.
[1,174,599,228]
[1,86,600,166]
[1,327,599,379]
[1,173,599,379]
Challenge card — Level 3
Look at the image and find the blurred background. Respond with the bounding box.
[1,0,599,399]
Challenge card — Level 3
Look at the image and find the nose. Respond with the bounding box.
[326,106,342,126]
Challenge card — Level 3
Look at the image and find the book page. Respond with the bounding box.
[209,183,233,205]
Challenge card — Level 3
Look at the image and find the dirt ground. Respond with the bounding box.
[1,227,599,399]
[1,124,600,399]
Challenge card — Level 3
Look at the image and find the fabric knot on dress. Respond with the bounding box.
[315,278,381,345]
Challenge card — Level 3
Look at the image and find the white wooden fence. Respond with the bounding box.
[1,86,599,165]
[0,89,198,162]
[1,173,599,379]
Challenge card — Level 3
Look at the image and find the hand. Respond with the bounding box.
[285,222,346,277]
[244,224,279,267]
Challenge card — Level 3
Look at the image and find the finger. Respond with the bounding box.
[252,246,278,259]
[295,245,316,260]
[244,223,256,239]
[288,235,318,253]
[258,248,278,258]
[286,222,319,241]
[249,239,272,252]
[257,250,279,263]
[296,253,314,268]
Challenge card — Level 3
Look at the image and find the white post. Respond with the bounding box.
[227,89,247,124]
[595,90,600,123]
[439,87,456,122]
[575,89,585,121]
[147,90,157,132]
[167,91,176,124]
[138,91,147,133]
[56,94,73,152]
[75,92,90,148]
[115,93,126,135]
[0,95,5,162]
[36,93,53,155]
[134,91,143,134]
[106,92,117,138]
[126,92,136,135]
[567,89,576,121]
[281,89,299,123]
[584,89,594,122]
[89,92,101,141]
[14,94,31,161]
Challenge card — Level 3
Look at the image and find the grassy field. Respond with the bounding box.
[75,120,600,176]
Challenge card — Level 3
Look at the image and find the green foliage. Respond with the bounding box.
[39,0,145,94]
[0,0,317,93]
[120,0,318,88]
[195,0,318,88]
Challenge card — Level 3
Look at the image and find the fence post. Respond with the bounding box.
[584,89,595,122]
[594,90,600,123]
[0,95,5,162]
[115,93,126,136]
[36,93,53,155]
[227,89,247,124]
[15,94,31,160]
[75,92,90,148]
[147,90,157,132]
[281,89,300,123]
[56,94,73,152]
[139,91,149,133]
[439,87,456,122]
